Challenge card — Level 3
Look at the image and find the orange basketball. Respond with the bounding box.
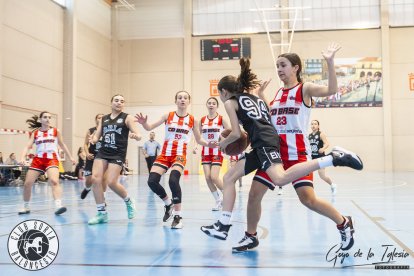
[220,129,249,156]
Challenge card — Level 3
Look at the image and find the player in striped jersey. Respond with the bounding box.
[18,111,76,215]
[136,91,215,229]
[195,97,230,211]
[201,56,362,253]
[254,43,355,251]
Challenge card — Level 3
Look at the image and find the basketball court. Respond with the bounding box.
[0,172,413,275]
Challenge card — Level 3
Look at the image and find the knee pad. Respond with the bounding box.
[148,172,167,199]
[169,170,182,204]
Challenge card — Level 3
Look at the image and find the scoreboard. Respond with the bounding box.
[200,38,251,61]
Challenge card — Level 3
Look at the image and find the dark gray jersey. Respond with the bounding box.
[99,112,129,159]
[233,93,279,149]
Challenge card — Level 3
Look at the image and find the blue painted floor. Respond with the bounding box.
[0,171,413,275]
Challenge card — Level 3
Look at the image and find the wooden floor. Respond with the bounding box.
[0,171,413,275]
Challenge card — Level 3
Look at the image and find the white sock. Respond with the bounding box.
[163,198,172,206]
[123,196,130,203]
[54,199,62,208]
[84,187,91,191]
[97,203,106,213]
[219,211,232,225]
[318,155,333,169]
[211,190,220,201]
[24,201,30,209]
[173,210,181,216]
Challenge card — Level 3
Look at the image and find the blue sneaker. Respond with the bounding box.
[126,199,136,219]
[88,212,108,225]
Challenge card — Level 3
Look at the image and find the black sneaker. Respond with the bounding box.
[339,216,355,250]
[80,188,91,199]
[163,203,174,222]
[171,215,183,229]
[200,220,232,240]
[232,232,259,253]
[55,206,67,215]
[331,146,363,170]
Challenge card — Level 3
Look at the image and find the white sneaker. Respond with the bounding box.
[18,207,31,215]
[212,200,222,211]
[331,183,337,195]
[277,187,283,195]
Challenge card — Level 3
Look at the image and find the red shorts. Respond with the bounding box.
[230,153,245,162]
[30,157,59,173]
[153,154,187,170]
[254,159,313,190]
[201,155,223,166]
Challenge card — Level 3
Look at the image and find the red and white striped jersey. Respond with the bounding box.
[161,112,194,156]
[33,128,59,159]
[200,114,224,156]
[269,83,311,161]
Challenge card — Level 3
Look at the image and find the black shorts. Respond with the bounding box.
[95,152,125,167]
[244,147,283,175]
[84,159,94,176]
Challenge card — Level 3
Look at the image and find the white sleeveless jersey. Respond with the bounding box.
[201,114,224,156]
[33,128,59,159]
[269,83,312,161]
[161,112,194,156]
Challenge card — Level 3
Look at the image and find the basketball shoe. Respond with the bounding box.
[163,203,174,222]
[201,220,232,240]
[232,232,259,252]
[55,206,67,215]
[338,216,355,250]
[331,147,363,170]
[88,212,108,225]
[80,188,91,199]
[18,208,30,215]
[171,215,183,229]
[125,199,136,219]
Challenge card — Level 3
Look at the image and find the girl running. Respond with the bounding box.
[18,111,75,215]
[88,95,142,225]
[136,91,215,229]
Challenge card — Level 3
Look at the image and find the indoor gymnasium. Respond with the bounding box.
[0,0,413,275]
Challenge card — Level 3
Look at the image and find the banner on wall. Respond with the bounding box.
[209,79,219,96]
[409,73,414,91]
[303,57,382,108]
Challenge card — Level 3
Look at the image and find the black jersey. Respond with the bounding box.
[308,130,324,157]
[233,93,279,149]
[99,112,130,159]
[88,127,102,155]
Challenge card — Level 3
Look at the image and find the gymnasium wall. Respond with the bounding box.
[389,27,414,171]
[0,0,112,167]
[75,0,112,155]
[0,0,64,156]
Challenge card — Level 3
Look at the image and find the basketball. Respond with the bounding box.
[220,129,249,156]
